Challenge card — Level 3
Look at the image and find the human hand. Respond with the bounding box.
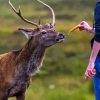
[78,21,93,33]
[69,21,94,34]
[85,63,96,80]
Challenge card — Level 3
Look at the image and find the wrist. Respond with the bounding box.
[87,62,95,69]
[86,28,94,33]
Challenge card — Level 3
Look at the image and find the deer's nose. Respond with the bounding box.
[59,33,65,39]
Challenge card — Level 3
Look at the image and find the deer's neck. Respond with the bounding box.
[16,38,38,63]
[16,38,46,75]
[27,45,45,75]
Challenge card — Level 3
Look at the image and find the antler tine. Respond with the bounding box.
[9,0,39,27]
[37,0,55,26]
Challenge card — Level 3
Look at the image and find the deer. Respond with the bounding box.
[0,0,64,100]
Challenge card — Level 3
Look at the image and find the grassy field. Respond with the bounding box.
[0,0,96,100]
[9,75,95,100]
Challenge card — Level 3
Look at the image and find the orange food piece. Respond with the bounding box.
[69,24,79,33]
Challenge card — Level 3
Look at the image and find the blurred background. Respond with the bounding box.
[0,0,96,100]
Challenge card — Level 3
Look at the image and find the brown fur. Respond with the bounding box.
[0,37,38,99]
[0,52,17,99]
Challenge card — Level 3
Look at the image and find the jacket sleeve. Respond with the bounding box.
[94,34,100,42]
[94,3,100,42]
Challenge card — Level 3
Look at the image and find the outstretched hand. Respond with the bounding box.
[78,21,93,33]
[69,21,94,34]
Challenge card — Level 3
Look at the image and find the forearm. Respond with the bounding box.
[89,41,100,65]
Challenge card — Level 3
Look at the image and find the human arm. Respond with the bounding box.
[78,21,100,79]
[85,41,100,79]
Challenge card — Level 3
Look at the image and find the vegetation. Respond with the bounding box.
[0,0,96,100]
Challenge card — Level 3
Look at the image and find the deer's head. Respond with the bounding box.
[9,0,64,48]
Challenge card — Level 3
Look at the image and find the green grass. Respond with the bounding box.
[8,75,95,100]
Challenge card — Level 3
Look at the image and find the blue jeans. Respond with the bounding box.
[94,56,100,100]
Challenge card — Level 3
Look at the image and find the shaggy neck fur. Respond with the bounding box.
[27,45,45,75]
[16,37,46,76]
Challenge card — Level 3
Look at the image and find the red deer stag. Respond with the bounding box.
[0,0,64,100]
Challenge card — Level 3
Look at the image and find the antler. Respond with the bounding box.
[9,0,39,27]
[37,0,55,26]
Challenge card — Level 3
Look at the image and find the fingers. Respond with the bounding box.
[85,69,96,80]
[78,25,85,31]
[88,69,95,76]
[78,22,87,31]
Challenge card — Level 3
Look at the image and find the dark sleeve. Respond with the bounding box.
[94,3,100,42]
[94,34,100,42]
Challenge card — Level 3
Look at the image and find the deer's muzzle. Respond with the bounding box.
[56,33,65,42]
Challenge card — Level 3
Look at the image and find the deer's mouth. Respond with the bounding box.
[56,33,65,42]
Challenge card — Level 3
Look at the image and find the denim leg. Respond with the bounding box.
[94,75,100,100]
[94,56,100,100]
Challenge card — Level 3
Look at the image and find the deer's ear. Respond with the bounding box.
[18,28,33,39]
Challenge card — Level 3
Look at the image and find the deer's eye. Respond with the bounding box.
[41,31,47,35]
